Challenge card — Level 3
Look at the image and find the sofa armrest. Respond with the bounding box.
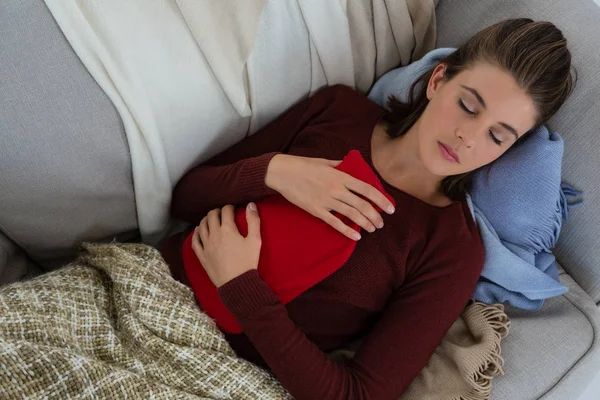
[579,368,600,400]
[539,269,600,399]
[490,267,600,400]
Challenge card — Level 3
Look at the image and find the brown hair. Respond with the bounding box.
[384,18,575,200]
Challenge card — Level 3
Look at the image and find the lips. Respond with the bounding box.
[438,142,460,163]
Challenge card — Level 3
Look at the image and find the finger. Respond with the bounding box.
[198,217,209,244]
[220,204,235,227]
[336,191,384,229]
[345,178,395,215]
[323,159,342,168]
[245,202,261,240]
[191,227,204,260]
[320,211,361,241]
[332,200,377,232]
[207,208,221,231]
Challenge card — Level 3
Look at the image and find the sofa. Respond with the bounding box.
[1,0,599,399]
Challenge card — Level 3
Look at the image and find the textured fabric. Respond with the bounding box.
[489,265,600,400]
[435,0,600,303]
[43,0,436,244]
[330,302,510,400]
[469,198,566,310]
[0,243,291,400]
[247,0,436,132]
[369,50,570,309]
[0,0,137,274]
[175,0,267,118]
[346,0,437,93]
[403,302,508,400]
[163,85,485,399]
[472,126,569,255]
[0,242,510,400]
[183,150,395,334]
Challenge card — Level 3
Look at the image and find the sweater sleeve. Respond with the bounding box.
[218,236,484,400]
[170,85,350,223]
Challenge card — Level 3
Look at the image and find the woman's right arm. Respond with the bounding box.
[171,85,395,238]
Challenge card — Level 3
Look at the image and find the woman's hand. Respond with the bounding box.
[191,203,262,288]
[265,154,395,241]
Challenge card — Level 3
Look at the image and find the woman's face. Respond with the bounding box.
[416,61,537,177]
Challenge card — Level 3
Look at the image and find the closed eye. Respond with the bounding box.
[460,99,503,145]
[458,99,475,115]
[489,130,502,145]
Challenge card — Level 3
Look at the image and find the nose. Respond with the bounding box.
[455,123,478,148]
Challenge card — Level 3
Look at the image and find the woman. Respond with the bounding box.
[161,19,574,399]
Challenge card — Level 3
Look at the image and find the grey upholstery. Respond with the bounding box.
[0,0,138,276]
[491,266,600,400]
[0,232,42,284]
[436,0,600,304]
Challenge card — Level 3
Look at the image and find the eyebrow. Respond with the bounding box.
[461,85,520,140]
[461,85,487,108]
[499,123,519,140]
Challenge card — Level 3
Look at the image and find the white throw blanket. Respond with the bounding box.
[43,0,436,244]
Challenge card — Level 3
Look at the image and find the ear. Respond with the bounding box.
[426,63,447,100]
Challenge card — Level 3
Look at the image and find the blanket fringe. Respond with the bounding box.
[455,302,511,400]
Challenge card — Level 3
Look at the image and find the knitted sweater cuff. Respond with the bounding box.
[238,152,280,200]
[218,270,280,319]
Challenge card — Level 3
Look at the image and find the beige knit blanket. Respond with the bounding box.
[0,243,509,399]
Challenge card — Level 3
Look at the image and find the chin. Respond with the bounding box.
[422,150,458,177]
[423,160,450,178]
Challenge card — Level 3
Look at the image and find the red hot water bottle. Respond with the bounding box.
[181,150,395,333]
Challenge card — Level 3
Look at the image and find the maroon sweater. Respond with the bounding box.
[161,85,485,400]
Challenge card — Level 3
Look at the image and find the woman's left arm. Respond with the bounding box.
[194,205,485,400]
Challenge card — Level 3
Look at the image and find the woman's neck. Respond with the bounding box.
[371,122,451,207]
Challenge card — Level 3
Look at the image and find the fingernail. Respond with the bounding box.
[248,202,257,211]
[378,222,384,229]
[353,233,361,241]
[387,205,395,214]
[368,226,375,233]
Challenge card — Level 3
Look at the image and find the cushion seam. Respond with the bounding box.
[538,286,600,399]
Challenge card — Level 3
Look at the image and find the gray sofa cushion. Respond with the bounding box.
[0,232,42,284]
[436,0,600,303]
[491,266,600,400]
[0,0,138,276]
